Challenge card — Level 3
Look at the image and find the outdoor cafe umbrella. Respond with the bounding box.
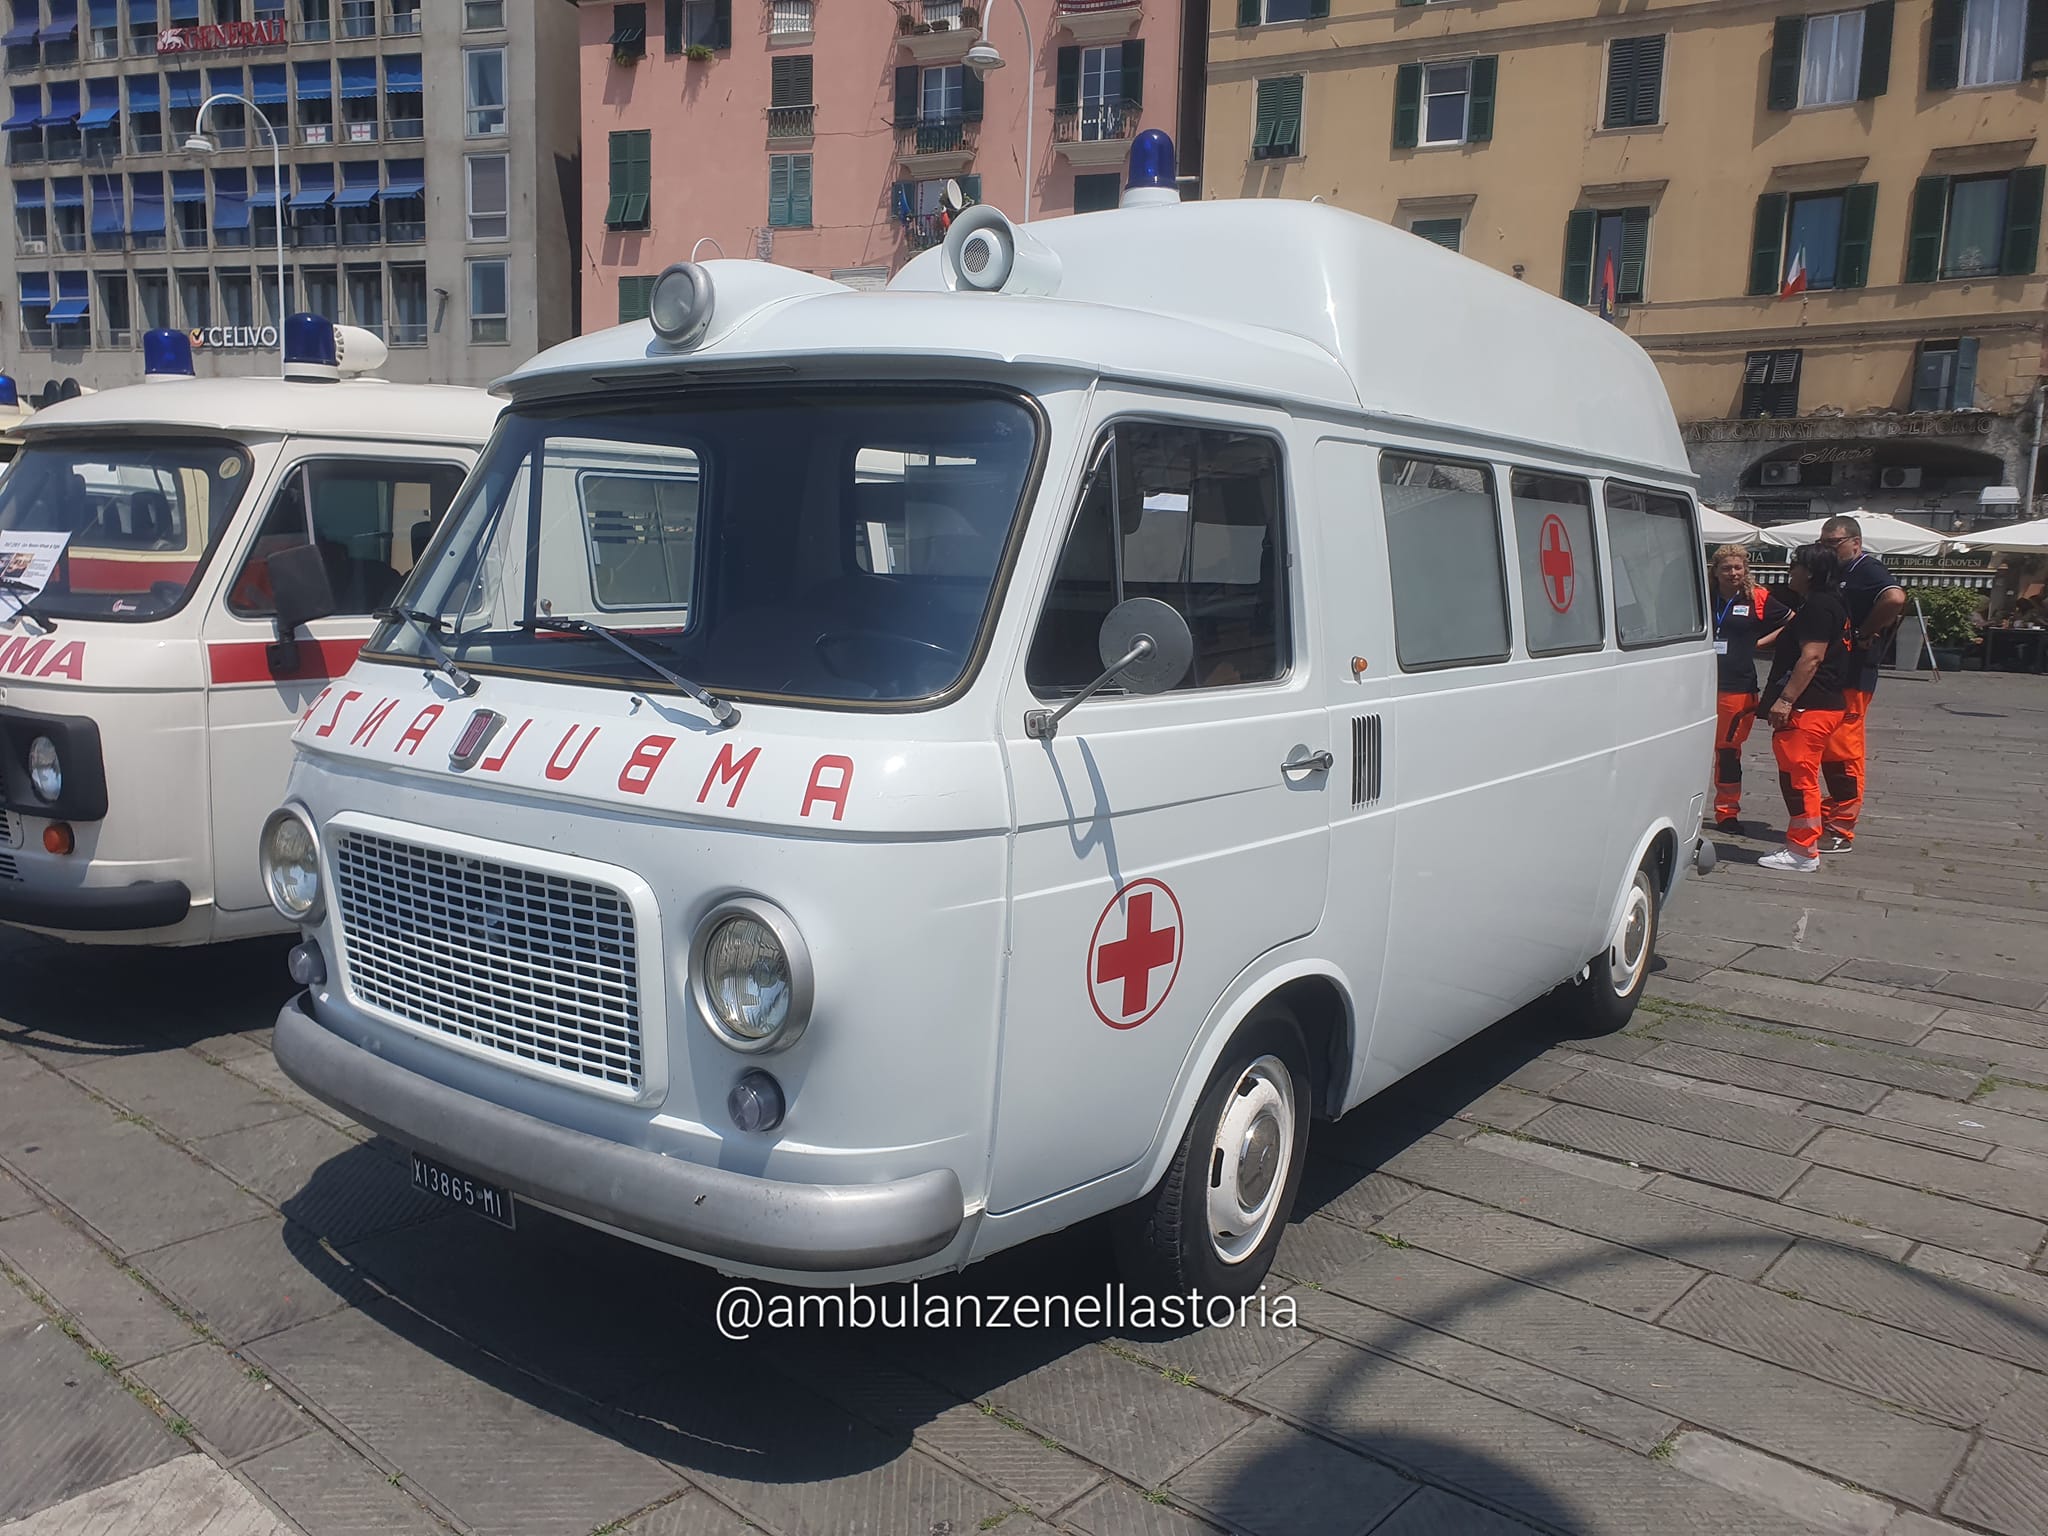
[1699,505,1764,545]
[1958,517,2048,553]
[1756,511,1962,557]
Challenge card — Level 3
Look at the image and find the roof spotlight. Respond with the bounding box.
[649,262,716,348]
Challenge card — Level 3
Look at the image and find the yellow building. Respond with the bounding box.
[1206,0,2048,526]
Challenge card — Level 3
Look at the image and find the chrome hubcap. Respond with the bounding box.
[1609,881,1652,999]
[1207,1055,1295,1265]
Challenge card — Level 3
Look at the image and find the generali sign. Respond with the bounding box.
[157,20,288,53]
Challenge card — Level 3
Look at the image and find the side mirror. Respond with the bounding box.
[266,542,338,675]
[1025,597,1193,740]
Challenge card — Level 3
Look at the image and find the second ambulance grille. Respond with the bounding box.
[332,831,643,1089]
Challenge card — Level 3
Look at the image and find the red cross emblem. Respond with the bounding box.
[1087,878,1184,1030]
[1539,513,1575,614]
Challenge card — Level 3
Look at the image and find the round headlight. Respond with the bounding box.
[690,897,813,1052]
[259,805,322,922]
[27,736,60,803]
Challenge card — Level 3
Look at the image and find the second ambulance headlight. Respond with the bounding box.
[259,805,323,922]
[690,898,813,1052]
[27,737,60,802]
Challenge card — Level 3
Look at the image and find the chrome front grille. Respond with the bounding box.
[332,830,643,1090]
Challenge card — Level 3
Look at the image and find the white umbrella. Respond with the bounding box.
[1699,506,1763,545]
[1961,517,2048,553]
[1756,511,1960,557]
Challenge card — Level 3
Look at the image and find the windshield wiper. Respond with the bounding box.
[0,578,53,630]
[373,606,478,697]
[519,616,737,728]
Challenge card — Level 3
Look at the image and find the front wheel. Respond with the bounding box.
[1566,863,1660,1034]
[1112,1010,1311,1301]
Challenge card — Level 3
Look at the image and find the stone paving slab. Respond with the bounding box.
[1798,1102,1997,1160]
[132,1218,368,1348]
[1639,1014,1986,1098]
[0,1210,196,1368]
[1780,1166,2048,1265]
[131,1344,309,1465]
[1663,1432,1893,1536]
[1516,1102,1810,1198]
[63,1051,299,1146]
[1542,1066,1823,1153]
[0,1453,300,1536]
[1165,1419,1415,1536]
[1941,1439,2048,1536]
[1764,1241,2048,1373]
[0,1319,185,1524]
[1802,1126,2048,1222]
[233,1431,445,1536]
[1640,1173,1915,1262]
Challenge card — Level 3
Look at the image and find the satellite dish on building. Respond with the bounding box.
[944,178,965,212]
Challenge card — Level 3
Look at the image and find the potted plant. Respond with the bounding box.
[961,6,979,25]
[897,11,915,31]
[685,41,714,60]
[1916,584,1982,670]
[913,19,933,31]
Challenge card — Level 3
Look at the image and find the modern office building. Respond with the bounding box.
[1208,0,2048,526]
[2,0,581,394]
[575,0,1206,327]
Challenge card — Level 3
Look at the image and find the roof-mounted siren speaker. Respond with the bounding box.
[333,324,388,377]
[942,204,1061,297]
[1121,129,1180,210]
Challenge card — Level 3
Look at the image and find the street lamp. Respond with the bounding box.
[964,0,1034,224]
[186,92,285,378]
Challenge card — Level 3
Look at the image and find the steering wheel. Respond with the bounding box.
[813,629,965,692]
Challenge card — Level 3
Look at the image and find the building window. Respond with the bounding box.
[127,79,163,156]
[97,270,130,345]
[299,0,332,42]
[464,0,503,29]
[1741,349,1802,418]
[468,256,507,343]
[1907,167,2044,281]
[90,3,119,60]
[769,0,810,37]
[218,267,253,330]
[134,268,169,330]
[50,179,83,254]
[894,173,979,246]
[176,267,211,329]
[767,152,810,227]
[171,171,207,249]
[1747,186,1879,294]
[465,153,507,240]
[1602,34,1665,128]
[128,1,158,54]
[383,159,423,241]
[1911,338,1979,410]
[1251,75,1303,159]
[1409,216,1462,251]
[768,54,813,137]
[1235,0,1326,24]
[1394,56,1496,148]
[385,55,423,139]
[1512,473,1604,656]
[680,0,729,49]
[340,0,374,39]
[1074,171,1119,213]
[610,2,646,60]
[257,266,295,327]
[302,264,339,322]
[1811,10,1863,104]
[13,181,44,254]
[346,262,382,334]
[465,47,507,136]
[1770,5,1893,109]
[921,63,964,123]
[605,130,650,230]
[618,275,654,323]
[1078,45,1122,138]
[386,0,419,34]
[390,262,425,345]
[1562,206,1649,306]
[295,63,334,143]
[1959,0,2027,86]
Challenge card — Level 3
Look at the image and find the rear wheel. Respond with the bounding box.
[1113,1009,1311,1301]
[1566,862,1660,1034]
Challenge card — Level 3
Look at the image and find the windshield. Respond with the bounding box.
[371,389,1040,705]
[0,436,254,621]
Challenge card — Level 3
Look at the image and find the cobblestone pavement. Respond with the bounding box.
[3,671,2046,1536]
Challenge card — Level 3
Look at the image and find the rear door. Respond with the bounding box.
[992,404,1330,1214]
[201,446,471,913]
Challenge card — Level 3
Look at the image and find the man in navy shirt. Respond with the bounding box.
[1816,516,1906,851]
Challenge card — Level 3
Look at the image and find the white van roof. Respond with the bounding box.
[497,199,1691,481]
[13,375,504,447]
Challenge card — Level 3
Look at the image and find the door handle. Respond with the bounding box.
[1282,750,1334,776]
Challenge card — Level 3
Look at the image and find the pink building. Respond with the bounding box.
[575,0,1194,326]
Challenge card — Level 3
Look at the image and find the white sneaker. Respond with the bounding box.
[1759,848,1820,872]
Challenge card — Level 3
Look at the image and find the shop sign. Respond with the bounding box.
[157,20,288,53]
[191,325,280,350]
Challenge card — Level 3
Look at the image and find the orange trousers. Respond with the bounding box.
[1713,691,1759,820]
[1820,687,1870,842]
[1774,708,1847,855]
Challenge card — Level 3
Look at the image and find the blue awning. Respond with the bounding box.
[207,68,241,100]
[125,75,158,113]
[2,20,39,45]
[13,179,42,208]
[49,177,82,208]
[78,81,119,128]
[3,91,39,131]
[166,72,201,111]
[384,54,423,93]
[246,168,279,208]
[47,298,89,323]
[338,58,378,98]
[88,0,119,24]
[90,174,122,234]
[127,0,156,20]
[250,64,286,105]
[37,6,78,44]
[293,61,331,100]
[333,161,379,206]
[170,168,205,202]
[212,167,247,228]
[380,162,424,199]
[18,273,49,304]
[37,83,77,128]
[129,173,163,233]
[333,184,377,207]
[289,164,332,208]
[167,0,197,19]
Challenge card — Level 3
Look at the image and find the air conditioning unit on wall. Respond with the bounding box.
[1880,467,1924,489]
[1759,462,1801,486]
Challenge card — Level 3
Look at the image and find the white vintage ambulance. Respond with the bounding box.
[0,321,499,944]
[268,136,1716,1296]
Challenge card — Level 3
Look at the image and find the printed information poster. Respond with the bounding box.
[0,530,69,620]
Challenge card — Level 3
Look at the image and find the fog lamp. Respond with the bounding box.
[287,940,326,987]
[728,1069,786,1134]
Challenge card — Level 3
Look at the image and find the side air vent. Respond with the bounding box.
[1351,713,1382,807]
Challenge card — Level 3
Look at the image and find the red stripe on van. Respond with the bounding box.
[206,637,364,686]
[65,555,202,593]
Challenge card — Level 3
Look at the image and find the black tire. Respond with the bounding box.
[1112,1008,1312,1301]
[1566,862,1660,1034]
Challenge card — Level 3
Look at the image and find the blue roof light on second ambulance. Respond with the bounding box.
[142,328,194,380]
[1121,130,1180,210]
[0,373,17,408]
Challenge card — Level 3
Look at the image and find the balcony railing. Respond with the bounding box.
[18,326,52,348]
[295,222,337,247]
[1057,0,1139,9]
[54,229,85,253]
[6,44,36,71]
[341,219,382,246]
[896,115,977,157]
[213,126,250,150]
[901,210,947,250]
[769,0,812,34]
[342,118,378,144]
[1052,99,1139,144]
[387,115,423,140]
[389,320,426,347]
[98,328,133,348]
[386,218,424,243]
[301,123,333,145]
[766,103,814,139]
[88,32,120,60]
[131,130,164,154]
[293,19,332,41]
[387,8,421,33]
[8,136,43,165]
[127,32,154,54]
[340,1,376,38]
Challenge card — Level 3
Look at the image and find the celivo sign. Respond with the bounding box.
[191,325,280,350]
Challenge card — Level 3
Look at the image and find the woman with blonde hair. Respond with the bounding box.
[1708,542,1791,831]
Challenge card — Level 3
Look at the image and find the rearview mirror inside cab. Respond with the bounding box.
[1026,597,1194,740]
[266,543,339,675]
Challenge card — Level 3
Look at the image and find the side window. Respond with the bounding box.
[579,465,699,613]
[228,459,470,618]
[1510,470,1603,656]
[1026,422,1287,694]
[1604,481,1703,648]
[1380,451,1508,670]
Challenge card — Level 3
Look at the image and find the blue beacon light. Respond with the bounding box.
[142,328,195,380]
[284,312,338,368]
[1121,129,1180,209]
[0,373,16,408]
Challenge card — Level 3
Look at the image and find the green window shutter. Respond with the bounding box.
[1602,37,1636,128]
[790,155,812,227]
[1392,62,1421,149]
[1953,336,1979,407]
[1927,0,1963,89]
[1398,0,1426,7]
[711,0,730,49]
[1905,174,1949,281]
[1056,46,1080,110]
[619,277,652,324]
[1276,75,1303,154]
[894,66,918,126]
[2002,163,2044,275]
[1122,39,1144,105]
[2026,0,2048,77]
[768,155,791,226]
[1837,182,1877,287]
[1858,1,1893,98]
[1237,0,1259,27]
[1631,35,1665,123]
[1563,208,1596,304]
[664,0,682,53]
[1766,16,1803,110]
[1466,55,1496,142]
[621,130,650,226]
[1618,206,1649,301]
[1747,191,1786,295]
[604,131,631,227]
[1253,78,1278,150]
[1308,0,1329,16]
[1910,343,1948,410]
[960,173,981,202]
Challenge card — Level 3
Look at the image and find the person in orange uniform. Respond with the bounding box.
[1815,516,1906,851]
[1708,543,1792,832]
[1759,545,1853,873]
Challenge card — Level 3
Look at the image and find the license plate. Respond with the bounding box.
[409,1151,516,1229]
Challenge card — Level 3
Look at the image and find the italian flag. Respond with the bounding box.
[1780,247,1808,299]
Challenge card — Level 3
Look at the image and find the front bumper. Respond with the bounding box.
[0,877,191,932]
[273,995,968,1272]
